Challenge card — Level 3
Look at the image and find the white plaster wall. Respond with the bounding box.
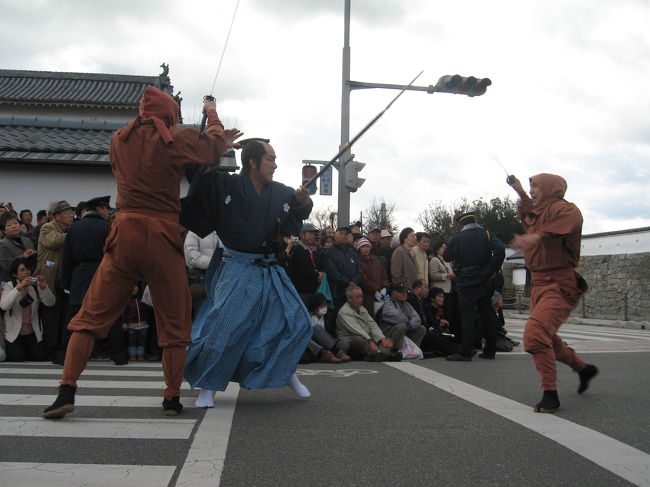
[581,231,650,256]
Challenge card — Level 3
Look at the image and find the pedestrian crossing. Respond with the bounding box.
[0,361,205,487]
[506,327,650,344]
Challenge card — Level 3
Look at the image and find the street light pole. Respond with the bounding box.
[339,0,352,227]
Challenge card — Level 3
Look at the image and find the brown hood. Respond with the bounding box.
[530,173,567,212]
[118,86,179,144]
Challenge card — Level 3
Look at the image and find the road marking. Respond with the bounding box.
[387,362,650,487]
[175,382,240,487]
[0,367,165,377]
[0,377,191,389]
[296,368,379,377]
[0,417,196,439]
[0,462,175,487]
[0,393,191,407]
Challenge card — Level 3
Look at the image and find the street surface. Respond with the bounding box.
[1,320,649,487]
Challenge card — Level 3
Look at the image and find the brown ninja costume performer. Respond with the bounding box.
[43,87,242,418]
[508,173,598,413]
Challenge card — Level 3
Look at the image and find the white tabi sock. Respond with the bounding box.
[195,389,215,408]
[287,373,310,398]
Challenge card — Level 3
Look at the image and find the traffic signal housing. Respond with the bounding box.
[434,74,491,97]
[344,160,366,192]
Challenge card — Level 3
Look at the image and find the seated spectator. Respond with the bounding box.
[303,293,351,363]
[390,227,418,289]
[355,237,389,318]
[0,212,37,283]
[336,284,399,361]
[376,282,426,353]
[19,209,35,234]
[492,291,519,351]
[1,256,55,361]
[408,283,458,357]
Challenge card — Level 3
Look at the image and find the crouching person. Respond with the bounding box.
[377,282,426,356]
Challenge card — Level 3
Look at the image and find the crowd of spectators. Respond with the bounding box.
[1,199,516,365]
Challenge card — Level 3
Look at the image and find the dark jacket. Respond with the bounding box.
[322,243,362,299]
[61,212,110,305]
[443,223,505,307]
[358,253,389,317]
[288,242,321,294]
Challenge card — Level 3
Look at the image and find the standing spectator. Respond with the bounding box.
[355,237,389,318]
[36,200,74,361]
[27,210,48,247]
[123,284,148,361]
[184,230,222,316]
[1,256,55,361]
[413,232,431,287]
[322,226,362,313]
[323,226,335,239]
[377,282,426,353]
[19,209,35,234]
[0,212,36,283]
[428,241,456,332]
[390,227,418,289]
[59,196,126,366]
[335,284,397,361]
[379,229,394,280]
[287,223,324,303]
[350,220,362,238]
[444,212,505,361]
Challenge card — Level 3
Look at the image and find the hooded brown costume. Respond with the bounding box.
[517,173,589,392]
[50,87,230,409]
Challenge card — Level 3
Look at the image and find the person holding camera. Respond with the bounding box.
[1,256,55,361]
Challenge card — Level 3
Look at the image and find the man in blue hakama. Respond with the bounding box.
[180,139,313,407]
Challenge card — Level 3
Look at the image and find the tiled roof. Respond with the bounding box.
[0,69,173,109]
[0,117,123,166]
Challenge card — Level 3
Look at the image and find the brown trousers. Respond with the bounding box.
[523,269,587,391]
[61,210,191,399]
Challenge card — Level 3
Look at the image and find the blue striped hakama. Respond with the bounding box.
[184,248,312,391]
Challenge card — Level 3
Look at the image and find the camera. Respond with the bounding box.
[30,277,38,285]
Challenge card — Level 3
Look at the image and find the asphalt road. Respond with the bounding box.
[1,322,649,487]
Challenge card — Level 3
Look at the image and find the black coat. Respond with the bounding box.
[288,243,321,294]
[322,243,362,299]
[444,223,505,307]
[61,212,110,305]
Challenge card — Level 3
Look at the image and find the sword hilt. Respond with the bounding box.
[199,95,216,134]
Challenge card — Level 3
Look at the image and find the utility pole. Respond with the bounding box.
[339,0,352,227]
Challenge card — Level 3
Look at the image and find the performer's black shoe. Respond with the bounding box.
[445,353,472,362]
[162,396,183,416]
[42,384,76,419]
[577,364,599,394]
[478,352,495,359]
[534,390,560,413]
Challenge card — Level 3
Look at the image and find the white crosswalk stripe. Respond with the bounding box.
[506,327,650,343]
[0,362,200,487]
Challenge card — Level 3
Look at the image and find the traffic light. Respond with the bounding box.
[434,74,491,97]
[344,160,366,192]
[301,164,317,195]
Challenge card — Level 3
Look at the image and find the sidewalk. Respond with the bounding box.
[503,310,648,330]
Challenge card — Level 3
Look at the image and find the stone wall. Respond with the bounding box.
[576,252,650,321]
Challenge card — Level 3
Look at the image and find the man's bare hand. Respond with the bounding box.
[294,186,311,206]
[225,128,244,148]
[510,233,541,251]
[379,337,394,349]
[507,177,527,199]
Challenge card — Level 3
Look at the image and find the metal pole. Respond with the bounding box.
[338,0,352,227]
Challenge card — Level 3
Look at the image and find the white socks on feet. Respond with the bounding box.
[195,389,215,408]
[288,373,310,398]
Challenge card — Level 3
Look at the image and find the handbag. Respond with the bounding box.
[402,335,424,360]
[315,274,333,308]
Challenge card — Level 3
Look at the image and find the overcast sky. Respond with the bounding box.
[2,0,649,234]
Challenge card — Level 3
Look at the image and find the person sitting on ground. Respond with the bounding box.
[336,284,398,361]
[1,256,55,361]
[407,282,458,357]
[0,212,37,283]
[304,293,351,363]
[376,282,426,353]
[122,283,149,361]
[356,237,389,319]
[492,291,519,350]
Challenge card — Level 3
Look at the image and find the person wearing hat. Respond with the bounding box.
[287,222,324,302]
[43,88,241,419]
[322,225,362,317]
[507,174,598,413]
[376,282,426,353]
[355,237,389,319]
[57,196,127,366]
[34,200,74,361]
[443,211,505,362]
